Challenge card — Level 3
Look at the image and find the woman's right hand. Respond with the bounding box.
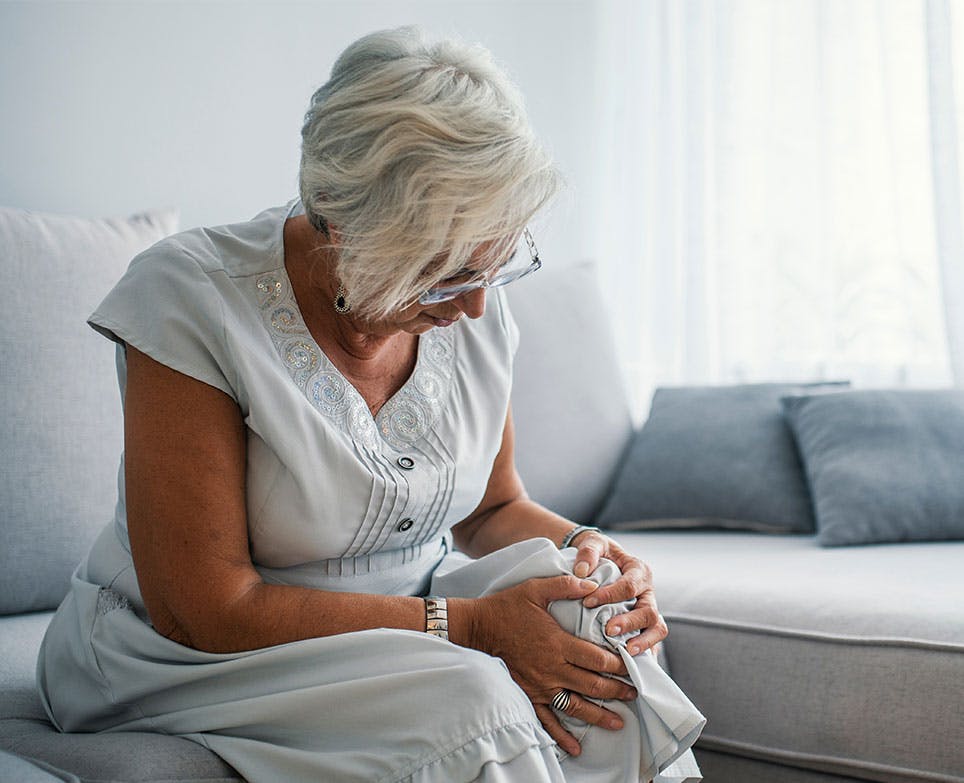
[459,575,638,757]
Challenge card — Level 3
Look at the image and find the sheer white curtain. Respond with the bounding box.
[592,0,961,418]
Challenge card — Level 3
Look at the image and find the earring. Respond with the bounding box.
[333,284,351,314]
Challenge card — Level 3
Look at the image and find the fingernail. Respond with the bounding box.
[607,718,624,730]
[583,596,599,608]
[628,644,640,655]
[574,562,590,578]
[579,579,596,591]
[624,688,637,700]
[609,624,622,635]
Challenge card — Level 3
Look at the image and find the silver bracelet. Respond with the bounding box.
[424,596,449,641]
[559,525,601,550]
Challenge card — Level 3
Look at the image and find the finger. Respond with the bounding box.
[534,703,582,757]
[565,665,637,702]
[625,614,669,656]
[583,566,647,608]
[605,601,659,637]
[572,533,606,579]
[558,692,626,732]
[531,574,598,606]
[564,636,629,677]
[608,550,654,586]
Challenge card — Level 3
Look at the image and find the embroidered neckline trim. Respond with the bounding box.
[255,270,455,452]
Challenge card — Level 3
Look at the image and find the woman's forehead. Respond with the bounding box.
[427,233,519,275]
[448,239,519,277]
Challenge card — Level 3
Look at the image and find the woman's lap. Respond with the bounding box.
[38,572,558,783]
[38,539,702,782]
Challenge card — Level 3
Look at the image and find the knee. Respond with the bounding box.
[448,647,536,722]
[551,555,631,643]
[564,549,622,587]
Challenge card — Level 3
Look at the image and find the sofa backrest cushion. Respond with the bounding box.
[507,260,633,523]
[0,206,178,614]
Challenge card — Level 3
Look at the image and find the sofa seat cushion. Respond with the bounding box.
[0,614,242,783]
[613,531,964,783]
[0,748,79,782]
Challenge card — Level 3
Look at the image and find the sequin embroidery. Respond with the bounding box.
[95,587,132,616]
[255,271,454,451]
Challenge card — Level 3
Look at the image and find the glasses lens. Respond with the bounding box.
[419,286,468,305]
[418,230,540,305]
[488,257,541,289]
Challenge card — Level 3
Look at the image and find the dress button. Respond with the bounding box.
[397,518,415,532]
[397,456,416,470]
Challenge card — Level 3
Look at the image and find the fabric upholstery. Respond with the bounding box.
[507,260,634,523]
[596,382,848,533]
[1,726,242,783]
[1,724,243,783]
[0,614,242,783]
[0,613,54,723]
[782,389,964,546]
[616,531,964,783]
[0,206,178,614]
[693,749,870,783]
[0,749,80,783]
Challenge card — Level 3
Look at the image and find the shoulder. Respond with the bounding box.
[93,201,292,331]
[85,208,284,402]
[131,201,290,280]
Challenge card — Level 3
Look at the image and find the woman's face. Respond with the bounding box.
[373,285,488,335]
[363,237,518,335]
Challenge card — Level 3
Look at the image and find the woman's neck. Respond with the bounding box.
[284,215,409,364]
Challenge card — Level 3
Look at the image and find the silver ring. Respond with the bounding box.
[551,689,573,713]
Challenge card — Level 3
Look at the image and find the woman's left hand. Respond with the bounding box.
[570,530,668,656]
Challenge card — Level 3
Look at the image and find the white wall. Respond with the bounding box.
[0,0,602,268]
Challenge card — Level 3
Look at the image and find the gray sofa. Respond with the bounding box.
[1,207,962,783]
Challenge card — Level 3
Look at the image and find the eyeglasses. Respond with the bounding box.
[418,228,541,305]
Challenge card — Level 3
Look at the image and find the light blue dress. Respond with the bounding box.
[37,199,703,782]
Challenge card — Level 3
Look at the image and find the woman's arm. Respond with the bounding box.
[450,404,584,556]
[126,347,636,756]
[453,407,666,657]
[451,406,669,754]
[124,344,432,652]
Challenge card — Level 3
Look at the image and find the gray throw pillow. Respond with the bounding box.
[781,389,964,546]
[596,382,849,533]
[0,206,178,614]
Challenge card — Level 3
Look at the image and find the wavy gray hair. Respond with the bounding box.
[299,26,561,318]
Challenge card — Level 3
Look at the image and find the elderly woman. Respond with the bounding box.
[38,27,702,783]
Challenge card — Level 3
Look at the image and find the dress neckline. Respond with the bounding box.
[254,200,456,453]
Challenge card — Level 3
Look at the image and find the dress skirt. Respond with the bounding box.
[37,538,703,783]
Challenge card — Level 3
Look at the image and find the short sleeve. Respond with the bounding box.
[88,243,237,398]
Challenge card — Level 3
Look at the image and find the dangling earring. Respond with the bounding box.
[333,284,351,314]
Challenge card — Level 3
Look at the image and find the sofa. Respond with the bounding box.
[1,205,962,783]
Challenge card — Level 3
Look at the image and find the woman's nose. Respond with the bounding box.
[455,287,486,319]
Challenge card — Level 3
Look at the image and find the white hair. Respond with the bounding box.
[299,26,561,318]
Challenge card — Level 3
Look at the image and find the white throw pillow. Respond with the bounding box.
[0,206,178,614]
[508,260,634,524]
